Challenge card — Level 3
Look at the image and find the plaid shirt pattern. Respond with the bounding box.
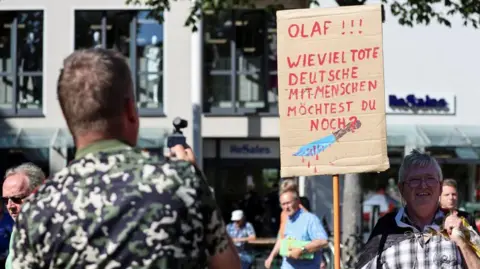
[226,222,256,262]
[360,208,465,269]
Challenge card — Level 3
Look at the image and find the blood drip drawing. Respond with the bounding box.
[292,120,362,173]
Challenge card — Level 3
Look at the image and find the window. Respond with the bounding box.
[0,11,44,116]
[75,11,164,115]
[203,9,278,114]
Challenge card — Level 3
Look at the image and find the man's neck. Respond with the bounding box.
[75,133,127,151]
[405,206,437,230]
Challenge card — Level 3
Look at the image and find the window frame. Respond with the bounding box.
[74,10,165,117]
[0,10,45,117]
[203,9,278,116]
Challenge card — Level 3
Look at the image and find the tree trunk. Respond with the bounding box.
[341,173,362,268]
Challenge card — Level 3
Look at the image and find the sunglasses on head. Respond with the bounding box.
[2,196,27,205]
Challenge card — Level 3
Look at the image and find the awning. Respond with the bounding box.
[388,124,480,161]
[0,127,169,149]
[387,125,480,147]
[1,124,480,151]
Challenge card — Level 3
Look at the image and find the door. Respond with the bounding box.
[205,158,280,236]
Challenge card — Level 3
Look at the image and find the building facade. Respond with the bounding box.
[0,0,196,176]
[1,0,480,216]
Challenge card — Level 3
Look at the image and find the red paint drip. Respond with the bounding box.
[314,166,318,173]
[307,161,311,168]
[316,155,319,160]
[302,157,305,163]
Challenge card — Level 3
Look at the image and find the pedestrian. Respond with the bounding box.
[2,162,45,269]
[356,149,480,269]
[227,210,256,269]
[439,178,478,232]
[277,188,328,269]
[10,49,240,269]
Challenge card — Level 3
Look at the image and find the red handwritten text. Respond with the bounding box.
[286,101,354,117]
[309,116,358,131]
[361,99,377,111]
[350,47,380,62]
[288,67,358,86]
[288,21,332,38]
[287,51,347,68]
[286,47,380,69]
[288,80,378,100]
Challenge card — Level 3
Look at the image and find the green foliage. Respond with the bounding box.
[125,0,480,31]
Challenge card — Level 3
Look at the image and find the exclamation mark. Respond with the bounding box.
[358,19,363,34]
[341,20,345,35]
[350,19,354,34]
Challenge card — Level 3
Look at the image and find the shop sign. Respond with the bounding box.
[220,140,279,159]
[386,93,456,115]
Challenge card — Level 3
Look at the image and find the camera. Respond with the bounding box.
[165,117,188,149]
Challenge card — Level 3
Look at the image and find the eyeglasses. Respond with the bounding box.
[2,195,27,205]
[404,178,439,188]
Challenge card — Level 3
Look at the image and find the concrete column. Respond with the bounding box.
[191,7,203,169]
[298,176,306,196]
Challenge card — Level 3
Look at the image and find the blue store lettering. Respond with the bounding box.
[389,94,448,110]
[230,144,271,155]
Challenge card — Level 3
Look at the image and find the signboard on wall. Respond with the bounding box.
[220,140,280,159]
[276,5,390,177]
[386,93,456,115]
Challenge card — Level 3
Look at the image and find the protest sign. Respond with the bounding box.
[277,4,390,177]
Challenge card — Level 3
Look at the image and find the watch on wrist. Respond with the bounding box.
[301,247,307,254]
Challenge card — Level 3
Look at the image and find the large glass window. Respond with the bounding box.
[0,11,44,116]
[75,11,164,115]
[203,9,278,114]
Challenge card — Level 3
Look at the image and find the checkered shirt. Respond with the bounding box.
[357,208,467,269]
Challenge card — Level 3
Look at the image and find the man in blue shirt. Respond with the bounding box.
[280,189,328,269]
[227,210,256,269]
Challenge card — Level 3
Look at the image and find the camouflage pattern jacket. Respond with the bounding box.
[11,140,229,269]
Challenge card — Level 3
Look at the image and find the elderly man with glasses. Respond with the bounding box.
[2,162,45,269]
[356,149,480,269]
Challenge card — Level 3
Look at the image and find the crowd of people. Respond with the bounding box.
[0,48,477,269]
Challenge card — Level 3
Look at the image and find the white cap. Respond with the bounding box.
[231,210,244,221]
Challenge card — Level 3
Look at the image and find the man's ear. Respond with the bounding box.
[124,97,138,124]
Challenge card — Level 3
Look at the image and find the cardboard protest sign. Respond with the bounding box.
[277,4,390,177]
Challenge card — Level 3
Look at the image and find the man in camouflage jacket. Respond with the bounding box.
[10,49,240,269]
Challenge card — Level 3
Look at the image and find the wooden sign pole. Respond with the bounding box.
[333,174,341,269]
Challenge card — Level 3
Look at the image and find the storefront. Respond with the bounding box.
[203,139,280,198]
[203,138,281,235]
[382,92,480,203]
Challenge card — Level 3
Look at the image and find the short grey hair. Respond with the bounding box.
[398,149,443,183]
[279,178,298,195]
[279,179,299,199]
[5,162,45,192]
